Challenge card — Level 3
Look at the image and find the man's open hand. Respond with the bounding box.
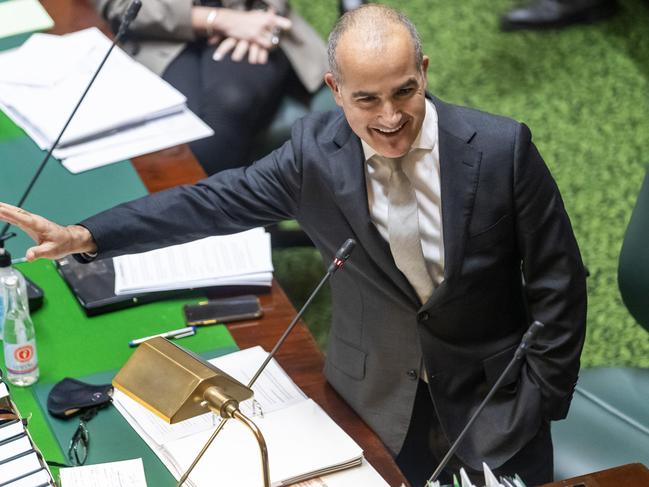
[0,202,96,261]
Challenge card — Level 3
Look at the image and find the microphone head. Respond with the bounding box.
[124,0,142,23]
[335,238,356,262]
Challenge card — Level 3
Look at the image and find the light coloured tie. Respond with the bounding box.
[385,156,434,304]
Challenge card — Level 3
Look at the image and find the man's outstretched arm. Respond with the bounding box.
[0,202,97,261]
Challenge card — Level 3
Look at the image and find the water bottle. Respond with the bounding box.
[2,275,39,386]
[0,248,28,340]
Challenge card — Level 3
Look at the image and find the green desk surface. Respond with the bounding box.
[0,261,238,482]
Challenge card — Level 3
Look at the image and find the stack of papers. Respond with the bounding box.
[0,383,55,486]
[113,346,389,486]
[113,228,273,295]
[0,0,53,40]
[0,27,213,173]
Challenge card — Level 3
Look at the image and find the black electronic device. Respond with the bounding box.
[26,276,44,312]
[183,295,263,326]
[55,257,269,316]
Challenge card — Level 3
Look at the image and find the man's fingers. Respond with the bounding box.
[213,37,236,61]
[0,202,30,227]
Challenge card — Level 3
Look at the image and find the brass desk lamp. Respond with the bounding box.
[113,336,270,487]
[113,238,356,487]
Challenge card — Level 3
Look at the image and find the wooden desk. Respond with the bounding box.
[541,463,649,487]
[37,2,407,485]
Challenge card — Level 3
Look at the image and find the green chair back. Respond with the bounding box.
[618,167,649,332]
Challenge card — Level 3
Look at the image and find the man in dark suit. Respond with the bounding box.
[0,4,586,485]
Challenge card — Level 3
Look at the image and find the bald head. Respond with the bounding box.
[327,4,423,82]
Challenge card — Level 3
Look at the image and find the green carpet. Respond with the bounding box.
[274,0,649,367]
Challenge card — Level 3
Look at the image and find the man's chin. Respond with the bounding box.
[375,144,410,159]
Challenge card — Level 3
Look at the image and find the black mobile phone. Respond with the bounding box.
[183,295,263,325]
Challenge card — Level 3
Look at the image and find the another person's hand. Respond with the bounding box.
[0,203,97,261]
[213,38,269,64]
[216,9,291,49]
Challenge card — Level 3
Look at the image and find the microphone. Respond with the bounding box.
[426,320,545,485]
[177,238,357,485]
[327,238,356,273]
[0,0,143,242]
[116,0,142,37]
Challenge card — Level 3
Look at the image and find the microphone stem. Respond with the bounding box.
[177,256,343,486]
[427,357,519,484]
[248,269,332,388]
[0,28,127,239]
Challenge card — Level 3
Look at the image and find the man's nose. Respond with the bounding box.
[379,102,401,126]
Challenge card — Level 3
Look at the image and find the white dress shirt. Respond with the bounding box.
[362,99,445,289]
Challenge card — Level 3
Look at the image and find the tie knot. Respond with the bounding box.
[382,156,405,173]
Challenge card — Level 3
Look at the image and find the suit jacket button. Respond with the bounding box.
[407,369,418,380]
[418,312,430,321]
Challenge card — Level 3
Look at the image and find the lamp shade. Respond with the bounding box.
[113,337,253,423]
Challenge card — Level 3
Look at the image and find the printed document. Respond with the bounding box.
[60,458,147,487]
[113,228,273,295]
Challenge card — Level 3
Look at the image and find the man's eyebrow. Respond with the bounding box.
[393,78,418,93]
[351,90,378,98]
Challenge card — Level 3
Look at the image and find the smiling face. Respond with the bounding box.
[325,25,429,158]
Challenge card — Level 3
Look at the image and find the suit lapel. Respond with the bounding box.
[326,115,420,306]
[432,96,482,287]
[324,97,483,309]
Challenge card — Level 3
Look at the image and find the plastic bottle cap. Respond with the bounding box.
[0,248,11,267]
[2,275,18,287]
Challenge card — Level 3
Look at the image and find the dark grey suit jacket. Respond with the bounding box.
[82,96,587,470]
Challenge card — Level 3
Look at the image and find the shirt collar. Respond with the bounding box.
[361,98,437,162]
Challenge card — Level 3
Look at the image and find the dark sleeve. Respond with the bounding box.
[80,132,303,259]
[513,123,588,420]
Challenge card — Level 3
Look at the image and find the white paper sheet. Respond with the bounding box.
[0,28,186,146]
[60,458,147,487]
[0,0,53,40]
[113,229,273,295]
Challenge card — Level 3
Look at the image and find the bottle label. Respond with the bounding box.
[4,341,38,374]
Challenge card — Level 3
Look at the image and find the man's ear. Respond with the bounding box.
[324,73,343,107]
[421,56,429,87]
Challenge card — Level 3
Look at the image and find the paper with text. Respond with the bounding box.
[112,346,306,445]
[60,458,147,487]
[113,229,272,295]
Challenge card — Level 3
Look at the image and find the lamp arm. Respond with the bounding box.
[233,409,270,487]
[175,407,270,487]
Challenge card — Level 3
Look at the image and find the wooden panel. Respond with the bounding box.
[542,463,649,487]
